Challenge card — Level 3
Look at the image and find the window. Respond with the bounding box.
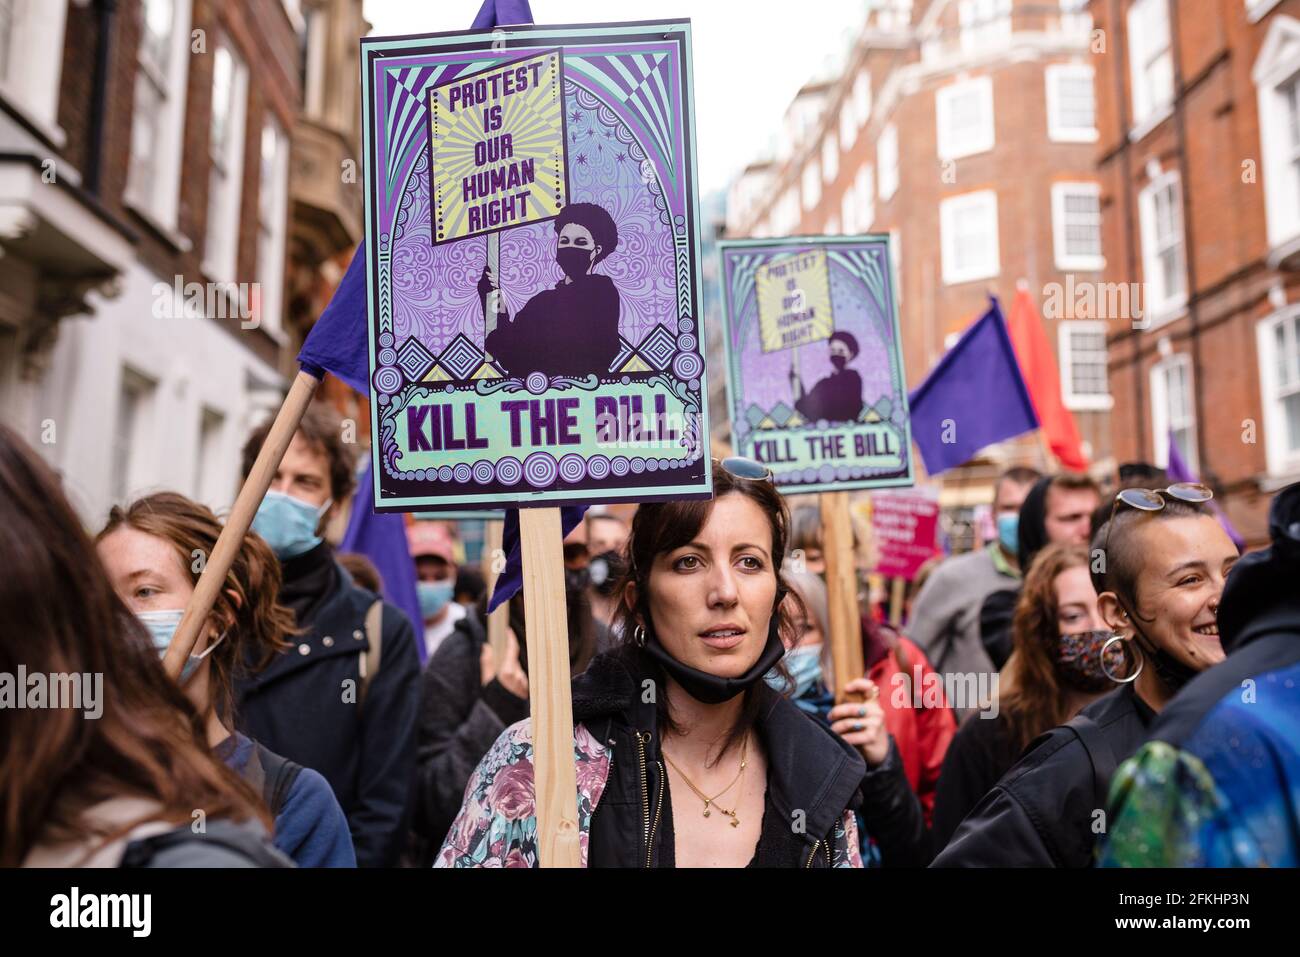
[0,0,70,137]
[877,123,899,200]
[936,76,995,160]
[826,215,841,235]
[1253,15,1300,254]
[1051,182,1105,271]
[959,0,1012,53]
[1138,171,1187,321]
[1258,306,1300,475]
[839,101,857,151]
[0,0,15,84]
[256,118,290,335]
[1127,0,1174,132]
[112,369,156,505]
[1150,354,1196,471]
[822,131,839,185]
[802,158,821,211]
[876,0,913,31]
[842,183,858,235]
[940,190,1000,285]
[194,406,227,505]
[204,38,249,284]
[853,71,872,125]
[856,164,875,230]
[126,0,192,229]
[1060,0,1093,33]
[1059,321,1112,410]
[1046,64,1097,142]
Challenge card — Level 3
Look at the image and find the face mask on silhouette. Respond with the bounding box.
[557,246,594,280]
[830,354,847,372]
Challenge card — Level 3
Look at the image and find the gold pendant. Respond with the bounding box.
[703,801,711,818]
[730,818,740,828]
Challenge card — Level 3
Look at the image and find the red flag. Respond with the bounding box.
[1006,285,1089,471]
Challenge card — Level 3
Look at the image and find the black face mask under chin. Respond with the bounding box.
[1128,619,1202,694]
[641,625,786,705]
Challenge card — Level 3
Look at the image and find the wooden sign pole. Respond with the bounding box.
[166,370,321,676]
[821,490,865,703]
[518,506,582,868]
[482,518,509,668]
[888,575,906,627]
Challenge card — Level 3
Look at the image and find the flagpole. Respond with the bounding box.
[165,369,322,676]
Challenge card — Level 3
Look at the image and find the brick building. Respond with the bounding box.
[1095,0,1300,545]
[0,1,313,524]
[723,0,1110,540]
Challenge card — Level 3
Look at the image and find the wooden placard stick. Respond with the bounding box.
[888,575,906,627]
[821,490,865,703]
[482,518,509,669]
[166,369,321,677]
[518,506,582,868]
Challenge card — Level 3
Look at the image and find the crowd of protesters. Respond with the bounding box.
[2,402,1298,869]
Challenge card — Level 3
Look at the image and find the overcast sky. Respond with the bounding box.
[362,0,866,195]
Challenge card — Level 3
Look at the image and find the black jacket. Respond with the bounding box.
[411,609,530,856]
[931,684,1153,867]
[573,649,924,867]
[235,544,420,868]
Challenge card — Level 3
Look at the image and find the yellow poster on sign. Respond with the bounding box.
[427,49,569,245]
[755,249,834,353]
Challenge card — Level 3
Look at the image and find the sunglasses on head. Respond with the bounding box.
[1103,482,1214,554]
[712,456,774,483]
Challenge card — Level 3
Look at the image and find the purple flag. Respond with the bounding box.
[908,298,1039,475]
[340,458,426,664]
[1166,432,1246,551]
[296,0,582,617]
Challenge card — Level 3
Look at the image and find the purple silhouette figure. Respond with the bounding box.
[791,330,864,424]
[479,203,621,378]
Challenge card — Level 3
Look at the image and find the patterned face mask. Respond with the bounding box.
[1055,629,1126,692]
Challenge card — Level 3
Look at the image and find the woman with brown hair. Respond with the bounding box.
[437,458,921,867]
[0,426,288,868]
[96,493,355,867]
[931,542,1115,853]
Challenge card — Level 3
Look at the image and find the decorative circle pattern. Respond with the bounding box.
[496,457,523,485]
[524,452,558,488]
[558,453,586,483]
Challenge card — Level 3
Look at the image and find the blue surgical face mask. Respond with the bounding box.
[996,513,1019,553]
[417,579,454,620]
[764,644,824,699]
[136,609,226,684]
[253,490,331,559]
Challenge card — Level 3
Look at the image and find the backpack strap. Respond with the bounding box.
[253,743,304,818]
[1062,713,1118,811]
[358,599,384,712]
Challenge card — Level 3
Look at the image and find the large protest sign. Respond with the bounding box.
[719,235,913,494]
[361,21,710,511]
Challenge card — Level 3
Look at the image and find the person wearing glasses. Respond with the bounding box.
[1100,482,1300,867]
[436,458,923,867]
[932,483,1237,867]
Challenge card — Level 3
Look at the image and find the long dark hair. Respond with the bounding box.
[97,492,297,723]
[610,463,799,760]
[0,427,269,865]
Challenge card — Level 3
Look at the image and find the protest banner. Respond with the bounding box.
[720,235,912,699]
[359,18,707,866]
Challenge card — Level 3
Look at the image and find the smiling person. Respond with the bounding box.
[235,403,421,868]
[932,485,1237,867]
[479,201,621,378]
[96,493,355,867]
[437,459,869,867]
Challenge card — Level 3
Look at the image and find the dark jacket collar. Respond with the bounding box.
[572,650,864,841]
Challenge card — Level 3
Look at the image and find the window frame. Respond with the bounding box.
[1137,170,1187,326]
[1045,63,1098,143]
[1257,304,1300,477]
[936,75,996,161]
[1058,319,1113,411]
[1149,352,1197,472]
[1051,181,1106,272]
[940,189,1001,286]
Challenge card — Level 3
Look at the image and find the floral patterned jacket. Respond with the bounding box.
[435,651,865,868]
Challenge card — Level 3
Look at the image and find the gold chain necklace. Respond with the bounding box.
[662,734,748,828]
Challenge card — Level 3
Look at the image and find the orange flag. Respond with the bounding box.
[1006,285,1089,471]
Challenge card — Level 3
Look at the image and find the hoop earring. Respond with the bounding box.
[633,624,646,647]
[1101,633,1143,684]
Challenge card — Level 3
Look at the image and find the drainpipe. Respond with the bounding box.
[84,0,117,196]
